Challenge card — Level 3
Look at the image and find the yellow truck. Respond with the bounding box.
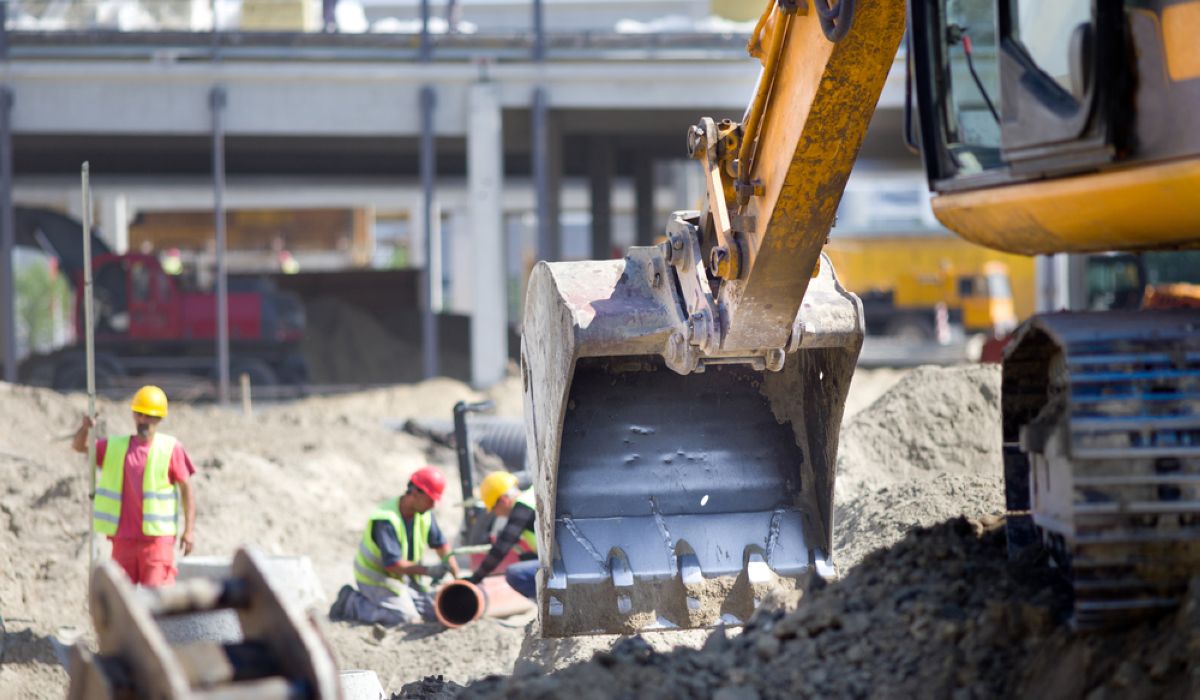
[823,238,1023,340]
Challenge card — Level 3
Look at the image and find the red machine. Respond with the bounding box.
[23,253,307,391]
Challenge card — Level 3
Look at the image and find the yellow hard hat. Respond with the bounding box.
[479,471,518,512]
[130,385,169,418]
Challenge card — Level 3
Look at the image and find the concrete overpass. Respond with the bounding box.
[0,27,912,387]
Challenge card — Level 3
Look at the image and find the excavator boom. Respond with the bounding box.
[523,0,906,636]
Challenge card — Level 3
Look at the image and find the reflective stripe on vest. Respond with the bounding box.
[92,433,179,537]
[353,500,432,592]
[516,488,538,552]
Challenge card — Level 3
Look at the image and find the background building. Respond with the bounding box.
[0,0,1029,390]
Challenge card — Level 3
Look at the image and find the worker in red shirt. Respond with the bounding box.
[73,385,196,587]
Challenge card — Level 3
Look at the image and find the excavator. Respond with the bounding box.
[523,0,1200,637]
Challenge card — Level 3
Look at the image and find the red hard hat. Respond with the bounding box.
[410,466,446,503]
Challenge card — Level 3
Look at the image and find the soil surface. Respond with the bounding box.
[435,518,1198,700]
[0,376,518,698]
[4,365,1191,699]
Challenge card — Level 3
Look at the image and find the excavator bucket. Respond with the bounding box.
[522,242,862,636]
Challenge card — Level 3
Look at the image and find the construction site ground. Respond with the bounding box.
[1,365,1194,698]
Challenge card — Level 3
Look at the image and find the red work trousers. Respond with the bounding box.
[111,537,177,587]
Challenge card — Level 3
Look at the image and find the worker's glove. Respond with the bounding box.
[466,573,482,586]
[425,563,451,582]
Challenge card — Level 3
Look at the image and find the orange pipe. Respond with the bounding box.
[433,580,487,628]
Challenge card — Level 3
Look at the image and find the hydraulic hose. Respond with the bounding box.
[814,0,856,42]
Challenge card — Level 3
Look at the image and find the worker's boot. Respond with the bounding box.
[328,584,354,621]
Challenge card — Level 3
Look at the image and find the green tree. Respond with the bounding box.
[15,260,73,355]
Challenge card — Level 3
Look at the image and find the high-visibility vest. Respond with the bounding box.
[353,500,432,592]
[93,434,179,537]
[516,489,538,552]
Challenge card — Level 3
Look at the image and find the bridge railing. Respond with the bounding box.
[0,0,756,61]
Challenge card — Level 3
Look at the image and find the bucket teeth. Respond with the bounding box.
[677,552,702,586]
[609,551,634,589]
[746,552,773,585]
[814,550,837,579]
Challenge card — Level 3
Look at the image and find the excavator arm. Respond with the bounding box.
[522,0,905,637]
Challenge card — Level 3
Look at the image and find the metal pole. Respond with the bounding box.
[419,0,432,63]
[211,86,230,405]
[209,0,220,57]
[419,85,440,379]
[81,163,98,571]
[588,135,613,259]
[531,0,545,61]
[531,87,555,262]
[0,87,14,384]
[0,1,9,60]
[635,155,655,246]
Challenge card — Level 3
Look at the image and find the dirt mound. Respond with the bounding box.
[438,518,1198,700]
[302,296,417,385]
[328,618,527,693]
[834,364,1004,569]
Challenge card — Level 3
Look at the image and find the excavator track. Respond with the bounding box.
[1003,311,1200,629]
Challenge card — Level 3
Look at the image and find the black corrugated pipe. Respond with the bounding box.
[813,0,856,42]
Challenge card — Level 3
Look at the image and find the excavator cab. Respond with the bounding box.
[522,1,906,636]
[910,0,1200,627]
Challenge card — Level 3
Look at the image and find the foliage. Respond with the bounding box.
[15,260,73,355]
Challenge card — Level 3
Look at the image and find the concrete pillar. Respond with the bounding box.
[211,85,230,406]
[448,211,471,313]
[467,81,506,389]
[98,193,130,253]
[532,88,562,261]
[588,136,614,259]
[418,84,440,378]
[634,156,656,246]
[0,88,15,382]
[1035,253,1072,313]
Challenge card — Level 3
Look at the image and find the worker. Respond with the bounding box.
[465,471,538,600]
[329,466,461,626]
[72,385,196,587]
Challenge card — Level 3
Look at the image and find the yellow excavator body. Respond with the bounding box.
[909,0,1200,627]
[931,158,1200,255]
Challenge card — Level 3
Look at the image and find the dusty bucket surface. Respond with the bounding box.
[434,580,487,628]
[523,248,862,636]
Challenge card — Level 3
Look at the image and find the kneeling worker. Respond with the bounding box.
[466,471,538,600]
[331,466,460,625]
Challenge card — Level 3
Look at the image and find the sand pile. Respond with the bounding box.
[302,297,418,385]
[444,518,1199,700]
[834,364,1004,569]
[11,364,1151,700]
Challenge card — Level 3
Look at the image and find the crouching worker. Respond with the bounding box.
[466,471,538,600]
[330,466,460,625]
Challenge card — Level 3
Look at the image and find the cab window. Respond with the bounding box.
[943,0,1002,175]
[130,261,153,303]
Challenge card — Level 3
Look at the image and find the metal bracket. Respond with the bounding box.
[687,117,741,281]
[661,212,719,373]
